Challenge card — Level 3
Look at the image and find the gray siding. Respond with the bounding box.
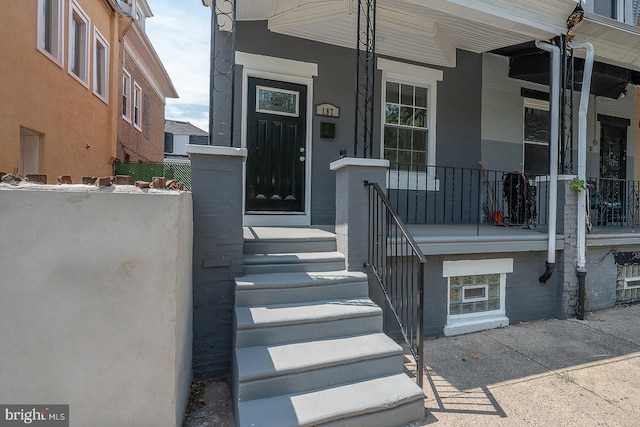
[481,53,636,178]
[236,21,483,224]
[435,50,483,169]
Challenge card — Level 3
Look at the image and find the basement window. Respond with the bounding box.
[443,258,512,336]
[624,277,640,289]
[614,254,640,303]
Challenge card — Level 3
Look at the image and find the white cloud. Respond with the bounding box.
[146,0,211,128]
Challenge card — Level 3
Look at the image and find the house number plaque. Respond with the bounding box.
[316,103,340,118]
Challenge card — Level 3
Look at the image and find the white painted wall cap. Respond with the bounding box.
[330,158,390,171]
[186,145,247,159]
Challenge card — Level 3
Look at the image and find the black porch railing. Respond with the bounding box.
[366,181,426,388]
[588,177,640,229]
[387,164,549,228]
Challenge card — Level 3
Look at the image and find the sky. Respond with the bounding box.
[145,0,211,133]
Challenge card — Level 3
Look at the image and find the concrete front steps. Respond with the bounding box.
[234,227,424,427]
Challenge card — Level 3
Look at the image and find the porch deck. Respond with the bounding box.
[403,224,555,255]
[244,223,640,256]
[406,224,640,255]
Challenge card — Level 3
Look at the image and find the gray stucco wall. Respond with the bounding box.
[0,184,193,427]
[236,22,483,224]
[584,247,619,311]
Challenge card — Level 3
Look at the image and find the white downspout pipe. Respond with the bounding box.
[535,40,560,283]
[570,41,594,270]
[569,41,594,320]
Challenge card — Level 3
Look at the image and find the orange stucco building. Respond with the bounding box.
[0,0,177,183]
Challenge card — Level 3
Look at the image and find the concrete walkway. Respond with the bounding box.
[420,304,640,426]
[185,304,640,426]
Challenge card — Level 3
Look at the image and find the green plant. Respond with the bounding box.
[570,177,586,192]
[558,372,576,383]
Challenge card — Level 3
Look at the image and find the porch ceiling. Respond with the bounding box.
[571,12,640,72]
[236,0,576,67]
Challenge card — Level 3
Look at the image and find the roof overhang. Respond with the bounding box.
[570,12,640,72]
[493,40,640,99]
[236,0,577,67]
[235,1,640,77]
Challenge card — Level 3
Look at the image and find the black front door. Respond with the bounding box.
[599,122,627,224]
[245,78,306,213]
[600,122,627,180]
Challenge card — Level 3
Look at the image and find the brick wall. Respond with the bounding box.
[117,50,165,163]
[560,180,579,317]
[189,147,246,379]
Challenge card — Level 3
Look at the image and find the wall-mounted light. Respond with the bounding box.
[86,142,91,149]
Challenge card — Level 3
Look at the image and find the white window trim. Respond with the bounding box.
[583,0,627,22]
[93,27,110,103]
[37,0,64,67]
[68,0,91,87]
[624,276,640,289]
[133,82,142,132]
[378,58,442,191]
[122,69,132,123]
[462,284,489,303]
[443,258,512,336]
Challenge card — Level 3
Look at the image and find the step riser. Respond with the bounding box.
[237,353,404,402]
[322,399,426,427]
[235,314,383,347]
[235,282,369,306]
[243,260,346,275]
[235,226,425,426]
[244,240,337,255]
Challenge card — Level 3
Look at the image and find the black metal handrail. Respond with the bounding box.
[365,180,426,388]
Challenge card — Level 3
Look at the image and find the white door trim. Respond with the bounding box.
[237,52,316,226]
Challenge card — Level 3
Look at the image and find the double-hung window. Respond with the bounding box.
[133,83,142,131]
[122,70,132,122]
[523,99,550,175]
[37,0,64,66]
[378,58,442,190]
[93,28,110,102]
[68,0,90,86]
